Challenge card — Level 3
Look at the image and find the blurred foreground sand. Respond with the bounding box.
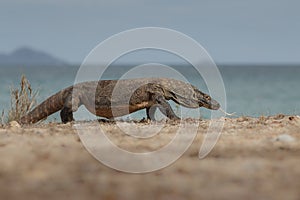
[0,115,300,200]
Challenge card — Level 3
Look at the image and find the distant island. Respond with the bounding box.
[0,47,68,66]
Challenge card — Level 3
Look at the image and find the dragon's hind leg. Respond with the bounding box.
[60,107,74,123]
[60,94,80,123]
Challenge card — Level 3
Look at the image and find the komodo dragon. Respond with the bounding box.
[20,78,220,124]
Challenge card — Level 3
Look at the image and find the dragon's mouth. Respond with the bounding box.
[208,100,220,110]
[201,99,220,110]
[173,95,220,110]
[210,102,220,110]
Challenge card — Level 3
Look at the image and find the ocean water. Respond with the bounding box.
[0,65,300,122]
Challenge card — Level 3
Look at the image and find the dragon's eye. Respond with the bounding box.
[205,96,211,101]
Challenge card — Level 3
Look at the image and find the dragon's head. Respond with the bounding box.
[161,80,220,110]
[192,88,220,110]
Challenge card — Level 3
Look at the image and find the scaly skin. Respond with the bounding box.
[20,78,220,124]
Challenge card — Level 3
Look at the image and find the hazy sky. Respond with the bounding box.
[0,0,299,64]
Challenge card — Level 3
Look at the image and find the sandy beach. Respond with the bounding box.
[0,115,300,200]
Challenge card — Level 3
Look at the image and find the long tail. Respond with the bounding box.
[20,88,70,124]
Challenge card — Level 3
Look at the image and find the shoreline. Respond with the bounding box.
[1,115,300,199]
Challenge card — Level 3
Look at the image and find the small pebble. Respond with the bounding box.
[274,134,295,142]
[8,121,21,128]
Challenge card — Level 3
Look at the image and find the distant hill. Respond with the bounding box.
[0,47,68,66]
